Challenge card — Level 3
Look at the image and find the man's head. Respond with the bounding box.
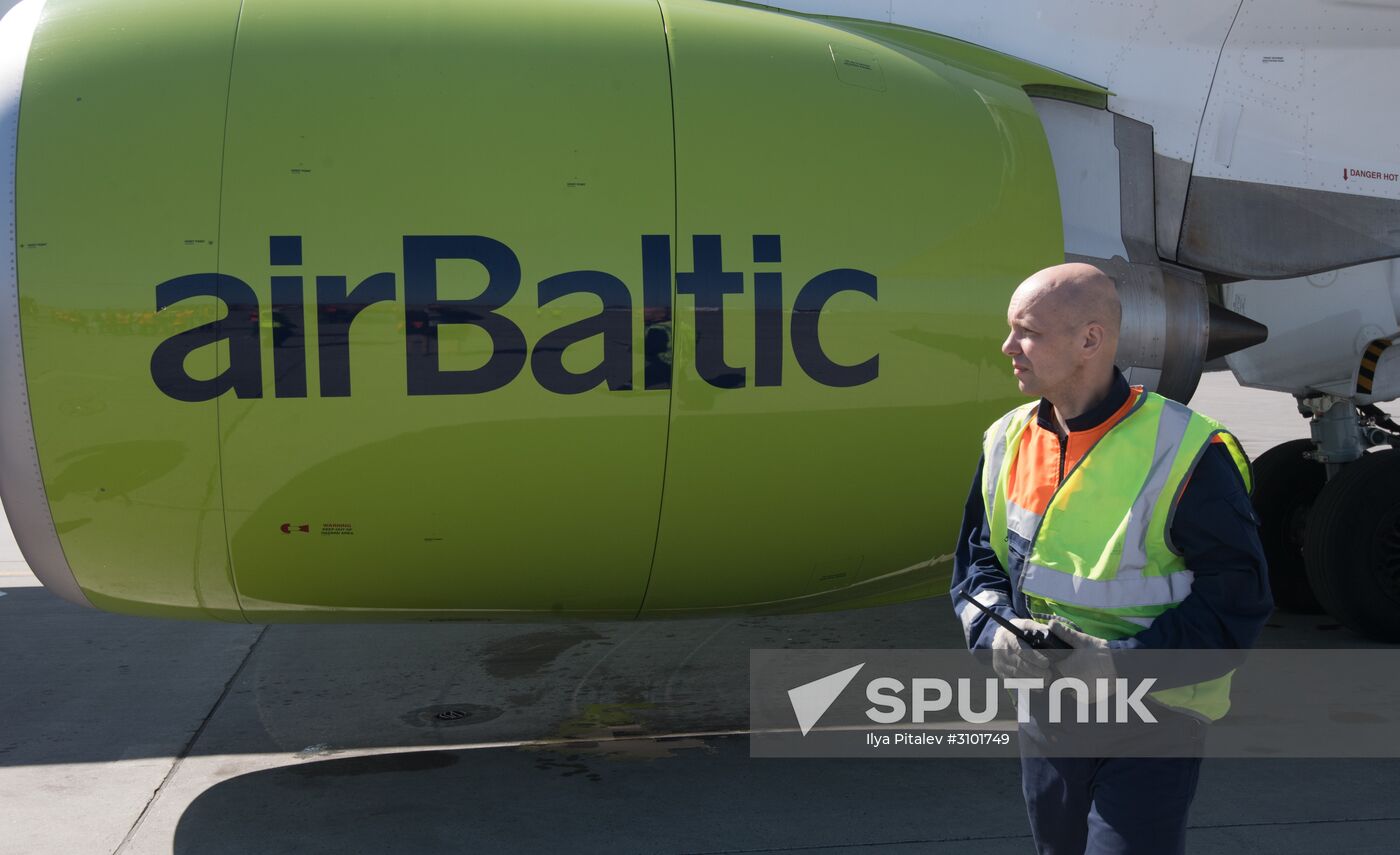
[1001,263,1121,401]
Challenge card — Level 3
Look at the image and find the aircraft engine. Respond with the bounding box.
[1,0,1102,621]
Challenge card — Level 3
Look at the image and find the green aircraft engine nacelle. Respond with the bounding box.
[1,0,1091,622]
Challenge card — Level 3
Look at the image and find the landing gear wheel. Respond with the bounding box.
[1252,438,1325,613]
[1303,448,1400,642]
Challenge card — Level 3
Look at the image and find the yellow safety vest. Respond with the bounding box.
[982,391,1253,721]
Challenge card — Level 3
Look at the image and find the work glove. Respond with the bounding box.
[990,618,1053,681]
[1048,618,1117,701]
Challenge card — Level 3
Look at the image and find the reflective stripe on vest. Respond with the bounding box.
[1114,398,1193,588]
[1019,560,1196,608]
[1005,501,1042,541]
[981,402,1037,572]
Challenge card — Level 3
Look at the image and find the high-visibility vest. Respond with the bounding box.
[981,391,1253,721]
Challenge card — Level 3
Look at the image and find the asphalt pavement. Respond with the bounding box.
[2,372,1398,855]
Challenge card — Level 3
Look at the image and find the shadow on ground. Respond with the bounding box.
[171,736,1031,855]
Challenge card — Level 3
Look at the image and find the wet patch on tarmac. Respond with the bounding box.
[532,753,603,782]
[481,626,604,678]
[506,689,545,708]
[524,701,717,770]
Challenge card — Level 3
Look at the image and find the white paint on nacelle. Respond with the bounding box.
[1030,98,1128,262]
[1224,260,1400,404]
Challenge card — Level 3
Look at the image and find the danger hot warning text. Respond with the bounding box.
[1344,167,1399,182]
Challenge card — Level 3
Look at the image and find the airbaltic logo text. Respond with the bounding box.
[149,235,879,402]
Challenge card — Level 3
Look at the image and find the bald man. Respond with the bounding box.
[1004,263,1123,430]
[950,263,1272,855]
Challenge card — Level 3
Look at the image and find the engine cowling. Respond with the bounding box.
[2,0,1096,621]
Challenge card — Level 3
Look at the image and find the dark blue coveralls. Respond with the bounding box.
[950,368,1274,855]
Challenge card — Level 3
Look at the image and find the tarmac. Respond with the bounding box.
[2,371,1398,855]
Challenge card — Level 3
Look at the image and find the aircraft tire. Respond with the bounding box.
[1303,448,1400,643]
[1252,438,1326,614]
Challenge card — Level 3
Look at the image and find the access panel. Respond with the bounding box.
[641,0,1064,614]
[214,0,675,618]
[15,0,245,619]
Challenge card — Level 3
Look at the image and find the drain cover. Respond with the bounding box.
[402,702,503,728]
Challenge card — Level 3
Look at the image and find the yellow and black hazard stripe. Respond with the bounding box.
[1358,336,1397,395]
